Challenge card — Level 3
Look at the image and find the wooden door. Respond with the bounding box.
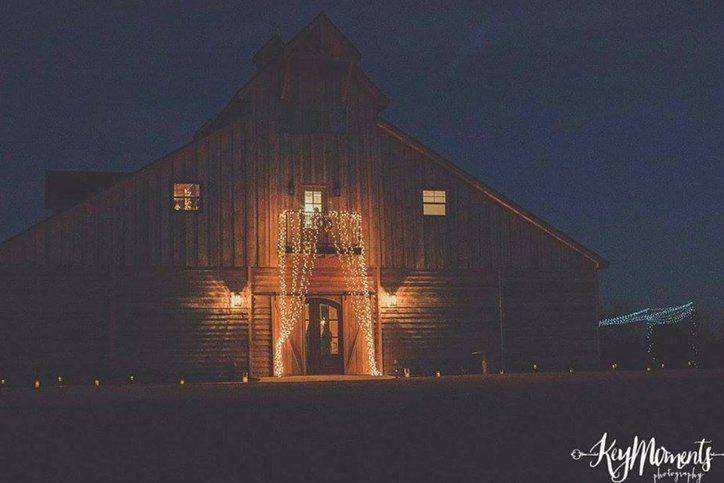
[342,295,376,374]
[305,298,343,374]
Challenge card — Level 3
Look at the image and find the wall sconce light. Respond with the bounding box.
[230,292,243,308]
[242,372,249,384]
[385,292,397,307]
[34,379,41,389]
[403,367,410,378]
[93,379,100,387]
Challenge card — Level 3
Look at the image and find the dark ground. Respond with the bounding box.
[1,371,723,482]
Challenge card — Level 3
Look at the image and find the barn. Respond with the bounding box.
[0,13,606,382]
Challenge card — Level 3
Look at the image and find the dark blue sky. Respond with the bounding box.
[1,1,721,319]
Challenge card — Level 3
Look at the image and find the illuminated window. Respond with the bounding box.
[173,183,200,211]
[422,190,446,216]
[304,190,324,214]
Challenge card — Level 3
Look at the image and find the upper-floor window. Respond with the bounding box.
[422,190,446,216]
[173,183,201,211]
[304,190,324,214]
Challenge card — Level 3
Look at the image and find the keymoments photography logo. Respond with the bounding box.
[571,433,724,482]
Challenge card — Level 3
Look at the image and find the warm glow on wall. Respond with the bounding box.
[385,292,397,307]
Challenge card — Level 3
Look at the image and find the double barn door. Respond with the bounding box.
[271,295,373,376]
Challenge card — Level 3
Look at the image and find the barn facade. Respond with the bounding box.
[0,13,606,382]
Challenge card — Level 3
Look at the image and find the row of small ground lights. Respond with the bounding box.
[1,362,701,389]
[1,372,251,389]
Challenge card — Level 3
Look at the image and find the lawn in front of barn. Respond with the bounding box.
[1,371,722,481]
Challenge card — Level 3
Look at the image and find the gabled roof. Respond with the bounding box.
[284,11,362,62]
[218,12,389,122]
[378,120,609,269]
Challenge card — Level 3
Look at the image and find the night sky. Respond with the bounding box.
[1,2,721,321]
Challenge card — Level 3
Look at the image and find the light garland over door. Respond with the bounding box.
[275,210,381,377]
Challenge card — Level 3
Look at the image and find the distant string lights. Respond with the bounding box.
[599,302,695,328]
[599,302,696,357]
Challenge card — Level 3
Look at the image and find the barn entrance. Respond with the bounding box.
[274,210,381,377]
[305,298,343,374]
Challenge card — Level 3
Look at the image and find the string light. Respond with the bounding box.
[599,302,696,360]
[275,210,380,377]
[599,302,694,327]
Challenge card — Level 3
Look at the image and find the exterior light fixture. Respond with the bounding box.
[34,379,41,389]
[385,292,397,307]
[57,376,63,384]
[403,367,410,378]
[179,378,185,385]
[435,370,441,378]
[129,374,135,382]
[94,379,100,387]
[532,363,538,371]
[242,372,249,384]
[230,292,243,308]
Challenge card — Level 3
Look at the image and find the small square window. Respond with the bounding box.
[173,183,201,211]
[422,190,446,216]
[304,190,324,214]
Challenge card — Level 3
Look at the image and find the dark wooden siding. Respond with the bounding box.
[501,269,599,371]
[0,268,110,380]
[380,271,500,375]
[0,268,248,381]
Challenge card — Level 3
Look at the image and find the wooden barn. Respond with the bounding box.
[0,13,606,382]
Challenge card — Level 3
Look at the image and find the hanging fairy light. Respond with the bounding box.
[275,210,381,377]
[599,302,694,327]
[599,302,696,360]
